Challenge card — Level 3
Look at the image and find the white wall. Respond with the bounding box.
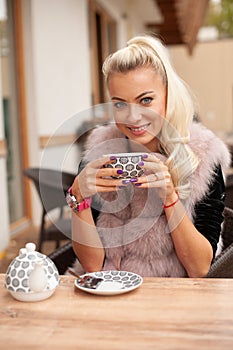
[32,0,91,135]
[97,0,162,47]
[170,39,233,134]
[125,0,162,38]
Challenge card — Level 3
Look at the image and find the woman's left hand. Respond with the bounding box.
[132,153,177,204]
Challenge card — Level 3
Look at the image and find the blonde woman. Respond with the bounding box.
[67,35,230,278]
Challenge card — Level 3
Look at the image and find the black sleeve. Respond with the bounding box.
[77,159,86,174]
[193,165,226,257]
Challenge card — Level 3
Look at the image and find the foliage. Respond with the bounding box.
[204,0,233,38]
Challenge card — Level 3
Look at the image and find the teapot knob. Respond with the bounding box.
[26,242,36,252]
[19,248,27,255]
[28,261,48,292]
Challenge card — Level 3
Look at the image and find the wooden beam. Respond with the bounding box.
[150,0,183,45]
[175,0,210,53]
[149,0,210,53]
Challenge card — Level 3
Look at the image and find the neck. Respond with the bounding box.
[127,138,159,153]
[146,138,160,152]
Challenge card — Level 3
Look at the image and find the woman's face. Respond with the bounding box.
[108,66,167,151]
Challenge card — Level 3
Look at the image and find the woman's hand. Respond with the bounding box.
[71,156,124,201]
[133,153,177,205]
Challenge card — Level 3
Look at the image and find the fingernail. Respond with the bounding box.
[122,179,131,185]
[135,183,142,186]
[117,169,123,174]
[138,161,144,166]
[110,155,116,160]
[130,178,138,183]
[142,154,148,159]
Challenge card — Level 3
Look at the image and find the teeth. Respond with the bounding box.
[130,125,148,132]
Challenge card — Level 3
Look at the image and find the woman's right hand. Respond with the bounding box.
[71,155,124,201]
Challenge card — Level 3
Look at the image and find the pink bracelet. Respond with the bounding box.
[163,192,180,209]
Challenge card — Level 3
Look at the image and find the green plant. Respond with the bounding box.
[204,0,233,38]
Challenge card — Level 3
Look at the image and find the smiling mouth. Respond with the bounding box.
[127,123,150,133]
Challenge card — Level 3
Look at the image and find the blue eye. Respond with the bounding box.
[141,97,153,105]
[113,101,128,109]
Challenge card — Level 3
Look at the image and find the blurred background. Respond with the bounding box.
[0,0,232,270]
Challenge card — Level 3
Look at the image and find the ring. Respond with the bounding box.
[147,174,158,182]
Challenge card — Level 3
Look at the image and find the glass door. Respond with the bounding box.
[1,0,27,228]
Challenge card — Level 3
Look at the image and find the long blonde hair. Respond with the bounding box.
[102,35,199,198]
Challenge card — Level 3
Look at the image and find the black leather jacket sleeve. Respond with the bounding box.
[193,165,226,257]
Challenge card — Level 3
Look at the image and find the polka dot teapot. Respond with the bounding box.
[5,242,59,302]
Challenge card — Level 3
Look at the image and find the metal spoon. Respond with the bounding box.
[68,268,103,289]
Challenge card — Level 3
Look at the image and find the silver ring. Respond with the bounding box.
[147,174,158,182]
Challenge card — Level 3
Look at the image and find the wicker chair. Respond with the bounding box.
[24,167,76,252]
[225,173,233,210]
[206,207,233,278]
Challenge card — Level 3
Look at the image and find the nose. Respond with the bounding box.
[126,104,142,124]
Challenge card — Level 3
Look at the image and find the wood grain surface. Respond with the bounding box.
[0,274,233,349]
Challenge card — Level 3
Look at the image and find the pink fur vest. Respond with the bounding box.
[80,122,230,277]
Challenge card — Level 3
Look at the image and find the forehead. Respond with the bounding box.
[108,67,166,96]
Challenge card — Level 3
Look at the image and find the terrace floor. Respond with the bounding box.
[0,226,67,273]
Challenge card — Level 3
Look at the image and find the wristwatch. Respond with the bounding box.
[66,187,92,213]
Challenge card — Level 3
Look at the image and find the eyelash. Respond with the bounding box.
[140,97,153,105]
[113,97,153,109]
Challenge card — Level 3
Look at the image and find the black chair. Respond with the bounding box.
[48,241,76,275]
[24,167,76,252]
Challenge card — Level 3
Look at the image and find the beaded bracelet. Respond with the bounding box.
[163,192,180,209]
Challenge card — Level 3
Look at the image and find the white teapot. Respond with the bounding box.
[5,242,59,302]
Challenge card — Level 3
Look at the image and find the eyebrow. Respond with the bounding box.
[111,90,155,101]
[111,96,126,101]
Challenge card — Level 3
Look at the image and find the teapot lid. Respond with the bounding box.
[16,242,45,262]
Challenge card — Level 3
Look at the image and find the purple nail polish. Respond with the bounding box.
[135,183,142,186]
[130,178,138,183]
[110,155,117,160]
[138,161,144,166]
[142,154,148,159]
[122,179,131,185]
[117,169,123,174]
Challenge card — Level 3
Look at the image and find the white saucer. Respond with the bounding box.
[74,270,143,296]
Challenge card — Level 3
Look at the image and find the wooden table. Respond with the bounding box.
[0,274,233,349]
